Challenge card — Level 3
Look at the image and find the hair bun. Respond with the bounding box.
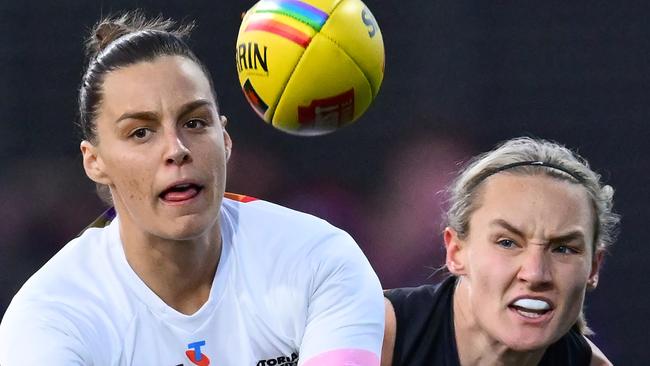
[92,22,129,54]
[85,13,135,58]
[85,10,193,59]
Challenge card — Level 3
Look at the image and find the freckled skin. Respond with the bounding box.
[83,55,231,242]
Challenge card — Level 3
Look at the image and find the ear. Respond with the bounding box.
[587,248,605,291]
[80,140,112,185]
[444,227,467,276]
[220,115,232,162]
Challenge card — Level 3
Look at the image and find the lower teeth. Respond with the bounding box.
[517,309,543,318]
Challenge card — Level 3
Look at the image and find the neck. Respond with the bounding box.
[452,278,546,366]
[119,216,222,316]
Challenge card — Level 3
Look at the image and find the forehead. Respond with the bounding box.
[100,55,213,114]
[472,174,595,239]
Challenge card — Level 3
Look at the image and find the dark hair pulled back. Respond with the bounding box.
[78,10,217,143]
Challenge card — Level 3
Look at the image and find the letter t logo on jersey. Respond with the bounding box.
[186,340,210,366]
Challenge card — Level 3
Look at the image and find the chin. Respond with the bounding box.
[158,215,217,241]
[501,330,556,352]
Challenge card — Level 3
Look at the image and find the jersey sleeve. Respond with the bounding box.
[0,303,93,366]
[298,231,384,366]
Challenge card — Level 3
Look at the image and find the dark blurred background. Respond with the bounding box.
[1,0,648,363]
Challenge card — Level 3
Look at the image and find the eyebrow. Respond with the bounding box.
[490,219,526,238]
[489,219,586,244]
[115,99,213,124]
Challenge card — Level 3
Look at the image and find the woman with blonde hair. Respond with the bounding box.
[382,137,618,365]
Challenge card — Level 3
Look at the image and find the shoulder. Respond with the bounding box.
[0,299,90,364]
[382,277,458,366]
[542,325,594,365]
[9,225,110,305]
[222,194,363,263]
[227,197,386,363]
[1,222,130,362]
[220,194,381,315]
[383,279,453,332]
[222,193,381,306]
[0,277,116,364]
[384,277,455,316]
[384,283,440,304]
[584,337,613,366]
[222,194,340,232]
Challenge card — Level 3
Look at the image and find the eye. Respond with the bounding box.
[184,118,206,129]
[553,245,579,255]
[130,127,152,140]
[497,239,517,249]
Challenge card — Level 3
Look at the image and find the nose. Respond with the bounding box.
[164,131,192,166]
[517,247,553,290]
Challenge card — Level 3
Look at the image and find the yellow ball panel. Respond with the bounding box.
[320,0,384,96]
[297,0,343,14]
[271,34,373,135]
[236,13,313,122]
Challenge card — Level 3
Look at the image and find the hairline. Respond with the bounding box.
[458,169,600,255]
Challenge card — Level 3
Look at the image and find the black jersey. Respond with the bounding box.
[384,276,592,366]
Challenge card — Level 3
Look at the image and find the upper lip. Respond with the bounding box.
[508,295,555,310]
[159,179,204,197]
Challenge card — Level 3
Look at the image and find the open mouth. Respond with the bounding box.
[508,298,553,319]
[159,183,204,203]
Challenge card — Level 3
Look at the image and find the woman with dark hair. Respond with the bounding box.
[0,11,384,366]
[382,137,618,366]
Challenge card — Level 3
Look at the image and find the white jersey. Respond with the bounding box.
[0,195,384,366]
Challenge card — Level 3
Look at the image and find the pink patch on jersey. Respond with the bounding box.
[302,349,379,366]
[186,350,211,366]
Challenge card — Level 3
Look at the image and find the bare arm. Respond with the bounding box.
[381,297,397,366]
[585,336,613,366]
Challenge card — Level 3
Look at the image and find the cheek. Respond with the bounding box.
[124,174,148,201]
[558,261,591,306]
[465,248,513,304]
[106,154,154,200]
[559,283,587,330]
[468,246,512,283]
[196,135,228,171]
